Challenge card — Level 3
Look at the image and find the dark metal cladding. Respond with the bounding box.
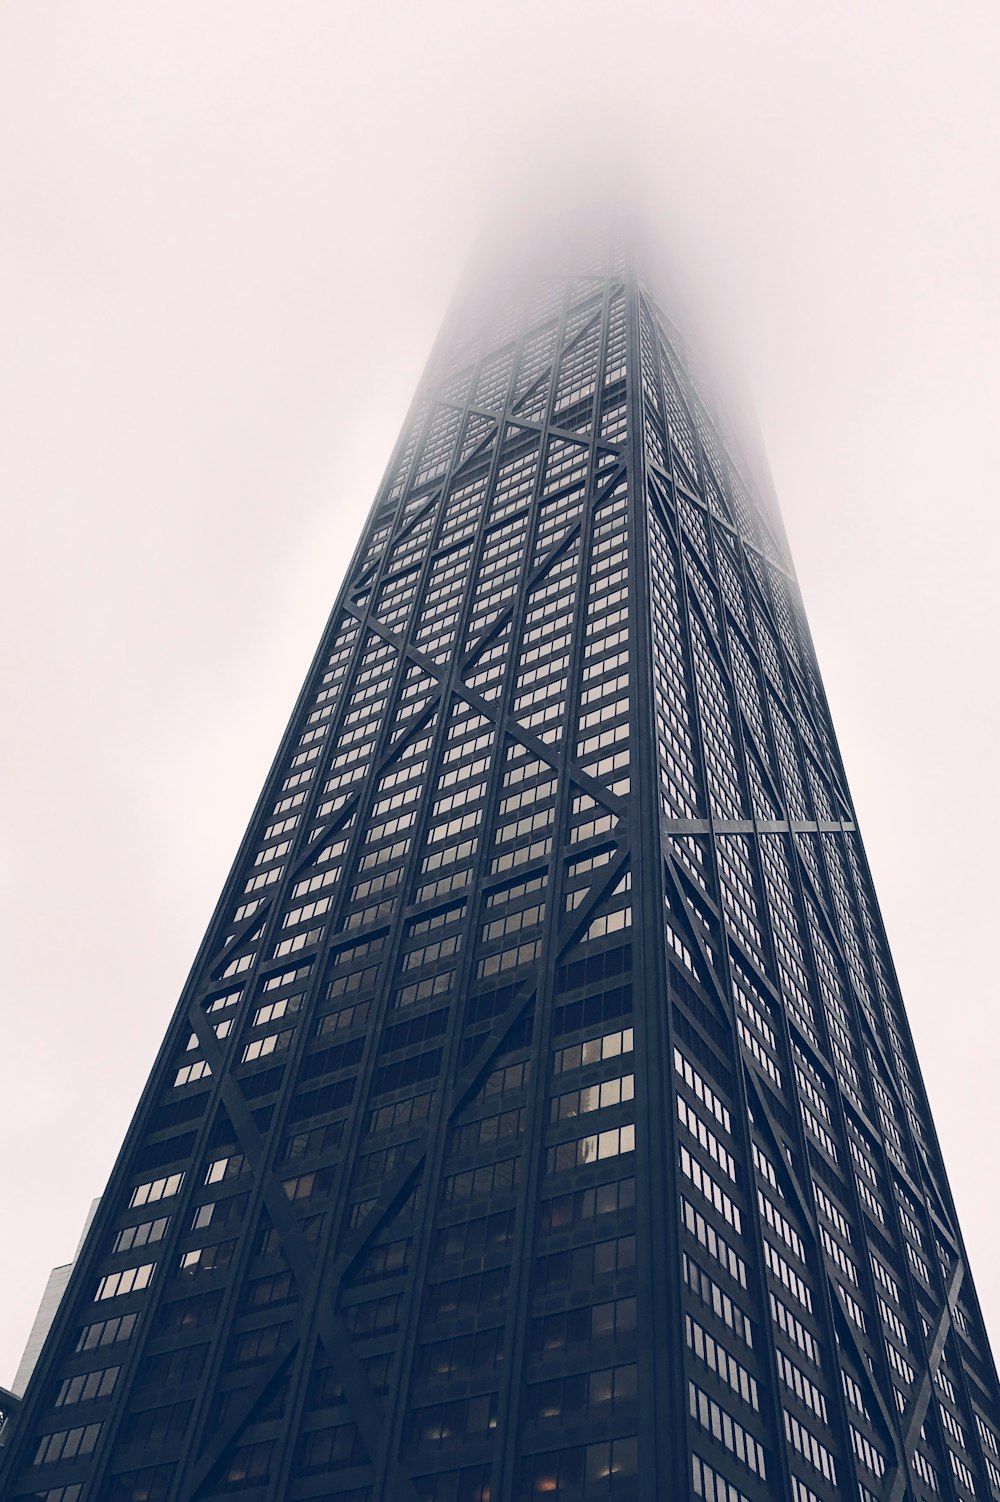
[3,237,998,1502]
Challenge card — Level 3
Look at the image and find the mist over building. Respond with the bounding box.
[2,228,998,1502]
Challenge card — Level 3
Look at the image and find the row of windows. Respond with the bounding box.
[532,1297,637,1358]
[551,1072,634,1122]
[535,1234,636,1295]
[554,1027,633,1075]
[680,1145,742,1234]
[686,1313,759,1410]
[517,1434,638,1495]
[548,1124,635,1175]
[525,1362,637,1429]
[33,1421,102,1466]
[689,1382,766,1480]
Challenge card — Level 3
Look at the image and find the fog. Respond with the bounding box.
[1,0,998,1383]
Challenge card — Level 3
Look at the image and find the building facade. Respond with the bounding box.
[3,239,999,1502]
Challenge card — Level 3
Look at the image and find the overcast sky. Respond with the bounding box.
[1,1,998,1387]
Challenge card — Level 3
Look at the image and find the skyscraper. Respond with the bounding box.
[3,234,998,1502]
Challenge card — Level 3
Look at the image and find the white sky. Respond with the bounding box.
[1,0,998,1387]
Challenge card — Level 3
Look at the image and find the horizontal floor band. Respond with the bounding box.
[661,817,856,834]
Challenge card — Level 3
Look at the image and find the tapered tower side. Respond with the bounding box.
[631,273,1000,1502]
[2,241,672,1501]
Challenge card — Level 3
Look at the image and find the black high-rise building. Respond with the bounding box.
[4,235,999,1502]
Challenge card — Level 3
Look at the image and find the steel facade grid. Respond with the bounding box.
[2,238,999,1502]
